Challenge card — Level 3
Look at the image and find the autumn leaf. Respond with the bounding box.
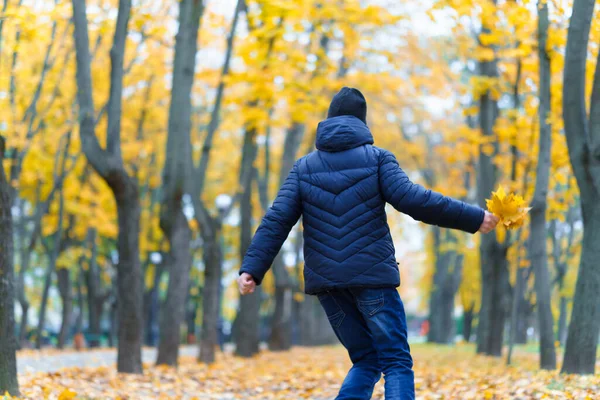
[15,346,600,399]
[57,388,77,400]
[486,186,531,230]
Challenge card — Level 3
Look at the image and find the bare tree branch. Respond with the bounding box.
[72,0,112,178]
[195,0,244,195]
[106,0,132,162]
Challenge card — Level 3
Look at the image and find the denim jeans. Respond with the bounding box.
[317,288,415,400]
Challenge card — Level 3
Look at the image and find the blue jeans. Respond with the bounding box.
[318,288,415,400]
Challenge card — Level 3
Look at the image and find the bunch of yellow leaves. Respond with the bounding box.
[486,186,531,230]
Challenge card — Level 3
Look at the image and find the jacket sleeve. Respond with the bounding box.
[239,162,302,285]
[378,149,484,234]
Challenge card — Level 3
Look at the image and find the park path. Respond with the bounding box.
[17,345,199,374]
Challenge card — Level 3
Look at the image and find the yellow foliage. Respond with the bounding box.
[486,186,531,230]
[57,388,77,400]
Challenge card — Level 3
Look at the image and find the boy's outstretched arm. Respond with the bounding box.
[378,149,496,233]
[238,162,302,294]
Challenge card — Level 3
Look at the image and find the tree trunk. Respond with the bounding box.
[186,281,198,343]
[507,261,527,365]
[18,296,29,347]
[299,295,337,346]
[85,229,108,348]
[188,0,244,365]
[235,168,262,357]
[557,294,568,346]
[428,228,462,344]
[560,0,600,375]
[36,260,54,349]
[514,287,530,344]
[57,268,73,349]
[199,232,222,363]
[476,0,510,356]
[72,0,142,372]
[16,212,32,347]
[268,273,293,351]
[156,213,192,365]
[144,263,163,347]
[463,307,474,342]
[156,0,203,367]
[0,136,19,396]
[476,238,510,356]
[109,295,118,348]
[528,0,556,370]
[76,268,84,334]
[113,182,143,371]
[86,230,99,347]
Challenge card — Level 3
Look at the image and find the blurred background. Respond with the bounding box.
[0,0,599,397]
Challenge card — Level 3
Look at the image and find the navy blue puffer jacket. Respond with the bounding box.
[240,115,484,294]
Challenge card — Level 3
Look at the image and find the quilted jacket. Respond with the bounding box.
[240,115,485,295]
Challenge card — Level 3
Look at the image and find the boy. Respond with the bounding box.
[238,87,499,400]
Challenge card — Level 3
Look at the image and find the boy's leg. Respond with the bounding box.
[317,290,381,400]
[350,288,415,400]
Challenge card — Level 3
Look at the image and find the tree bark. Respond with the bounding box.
[76,268,84,335]
[72,0,142,373]
[551,212,575,347]
[57,268,73,349]
[156,214,192,365]
[298,295,337,346]
[236,158,262,358]
[16,209,31,346]
[561,0,600,375]
[514,285,530,344]
[144,262,163,347]
[463,307,474,342]
[235,127,262,358]
[156,0,204,367]
[0,136,19,396]
[528,0,556,370]
[557,294,568,346]
[476,0,510,356]
[85,229,104,348]
[16,199,32,348]
[191,0,243,365]
[198,230,222,363]
[476,245,510,357]
[186,282,198,342]
[114,180,143,371]
[428,228,462,344]
[507,261,527,365]
[195,0,243,195]
[109,292,118,348]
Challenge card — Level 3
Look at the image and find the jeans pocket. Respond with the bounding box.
[354,289,385,316]
[317,293,346,328]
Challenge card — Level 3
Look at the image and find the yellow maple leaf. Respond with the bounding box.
[486,186,531,230]
[58,388,77,400]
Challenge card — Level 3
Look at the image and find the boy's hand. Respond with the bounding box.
[479,211,500,234]
[238,272,256,295]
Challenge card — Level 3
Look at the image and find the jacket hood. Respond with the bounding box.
[315,115,374,152]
